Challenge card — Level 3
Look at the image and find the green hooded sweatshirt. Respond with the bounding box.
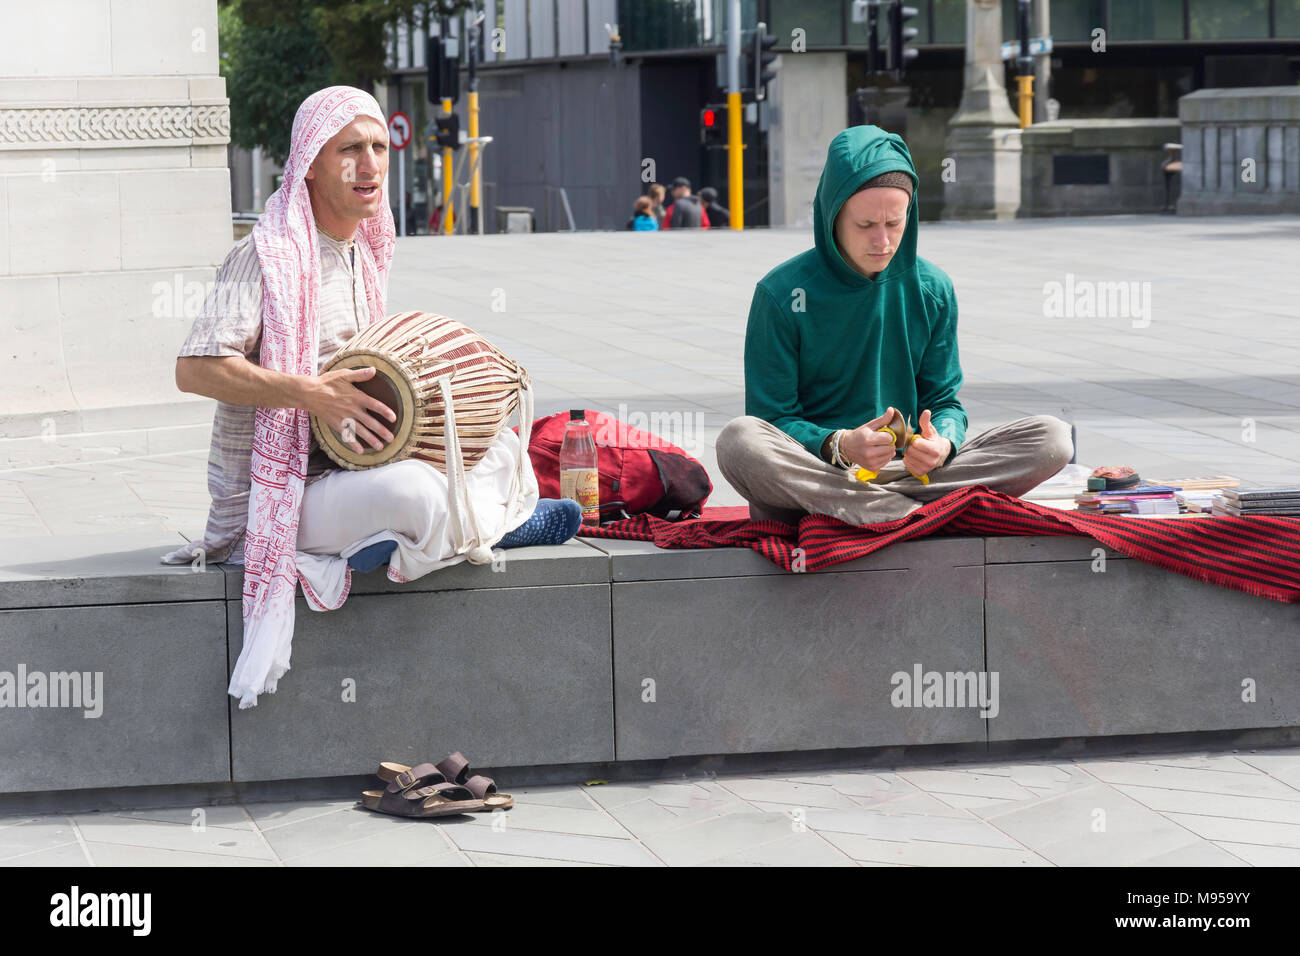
[744,126,966,465]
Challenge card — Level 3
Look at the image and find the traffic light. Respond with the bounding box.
[434,111,461,148]
[752,21,778,101]
[427,35,461,104]
[888,1,918,78]
[700,104,726,148]
[867,0,883,75]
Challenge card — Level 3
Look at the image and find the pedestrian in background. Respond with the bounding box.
[625,195,660,231]
[647,183,667,227]
[699,187,730,229]
[663,177,710,229]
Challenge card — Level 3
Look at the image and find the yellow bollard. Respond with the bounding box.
[1017,74,1034,130]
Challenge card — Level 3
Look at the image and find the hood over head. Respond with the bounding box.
[812,125,919,287]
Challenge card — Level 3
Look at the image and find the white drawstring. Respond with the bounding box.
[436,369,534,565]
[436,374,493,564]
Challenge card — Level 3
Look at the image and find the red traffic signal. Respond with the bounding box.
[700,104,727,147]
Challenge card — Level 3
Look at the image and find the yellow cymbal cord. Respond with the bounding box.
[850,417,931,485]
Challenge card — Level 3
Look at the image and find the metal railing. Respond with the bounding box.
[542,185,577,232]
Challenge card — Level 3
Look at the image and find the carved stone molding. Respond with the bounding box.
[0,103,230,150]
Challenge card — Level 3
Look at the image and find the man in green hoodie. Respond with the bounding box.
[717,126,1072,525]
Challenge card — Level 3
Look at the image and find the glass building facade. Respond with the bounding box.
[380,1,1300,227]
[391,1,1300,62]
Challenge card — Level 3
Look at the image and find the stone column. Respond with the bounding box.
[942,0,1021,219]
[767,52,848,228]
[0,0,232,463]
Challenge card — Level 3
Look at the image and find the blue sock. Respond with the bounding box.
[499,498,583,549]
[347,539,398,573]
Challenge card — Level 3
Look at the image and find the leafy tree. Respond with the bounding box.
[220,4,334,165]
[220,0,473,165]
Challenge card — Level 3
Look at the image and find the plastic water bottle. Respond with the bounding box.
[559,409,600,526]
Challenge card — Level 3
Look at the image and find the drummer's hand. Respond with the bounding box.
[310,367,396,453]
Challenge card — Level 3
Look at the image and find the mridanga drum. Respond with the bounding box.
[309,310,536,564]
[311,310,531,473]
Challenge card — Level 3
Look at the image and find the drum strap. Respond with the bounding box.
[436,373,536,566]
[436,375,485,564]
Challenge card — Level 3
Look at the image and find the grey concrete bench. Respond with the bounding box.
[2,530,1298,799]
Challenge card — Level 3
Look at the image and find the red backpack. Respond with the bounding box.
[520,411,713,522]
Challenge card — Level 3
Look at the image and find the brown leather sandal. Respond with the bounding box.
[361,764,485,817]
[378,753,514,811]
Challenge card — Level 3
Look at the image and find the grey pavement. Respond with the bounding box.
[6,746,1300,866]
[1,214,1297,540]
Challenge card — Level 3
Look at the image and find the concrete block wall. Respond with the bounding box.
[0,1,231,442]
[1018,118,1182,218]
[3,532,1300,798]
[1177,86,1300,215]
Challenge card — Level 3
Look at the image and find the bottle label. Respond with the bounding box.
[560,468,600,525]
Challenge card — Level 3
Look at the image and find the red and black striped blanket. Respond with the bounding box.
[578,484,1300,604]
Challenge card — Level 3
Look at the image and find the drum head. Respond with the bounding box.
[310,351,417,470]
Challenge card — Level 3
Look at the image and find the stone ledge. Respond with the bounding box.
[219,538,609,599]
[3,530,1298,796]
[584,534,984,580]
[1180,85,1300,124]
[0,533,223,609]
[1021,118,1181,150]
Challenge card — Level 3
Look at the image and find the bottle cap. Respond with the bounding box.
[569,409,585,421]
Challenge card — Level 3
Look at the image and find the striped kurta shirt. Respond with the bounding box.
[177,227,374,564]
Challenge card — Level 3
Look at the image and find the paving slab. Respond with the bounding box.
[981,782,1205,866]
[83,842,277,867]
[71,813,275,860]
[445,822,660,866]
[0,842,90,866]
[820,832,1052,867]
[699,832,859,867]
[7,745,1300,865]
[0,818,79,862]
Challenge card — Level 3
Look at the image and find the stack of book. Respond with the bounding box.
[1074,484,1180,515]
[1212,488,1300,517]
[1150,476,1241,515]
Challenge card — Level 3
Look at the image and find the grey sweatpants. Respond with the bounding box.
[715,415,1074,525]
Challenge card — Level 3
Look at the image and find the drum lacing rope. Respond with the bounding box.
[435,373,535,565]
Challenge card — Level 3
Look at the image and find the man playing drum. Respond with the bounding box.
[166,87,578,708]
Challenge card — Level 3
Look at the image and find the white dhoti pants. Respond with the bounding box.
[292,428,538,610]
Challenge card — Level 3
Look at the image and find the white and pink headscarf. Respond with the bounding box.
[230,86,396,708]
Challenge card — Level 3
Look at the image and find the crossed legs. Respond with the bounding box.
[716,415,1074,525]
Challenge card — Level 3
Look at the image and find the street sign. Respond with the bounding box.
[388,111,412,151]
[1001,35,1053,61]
